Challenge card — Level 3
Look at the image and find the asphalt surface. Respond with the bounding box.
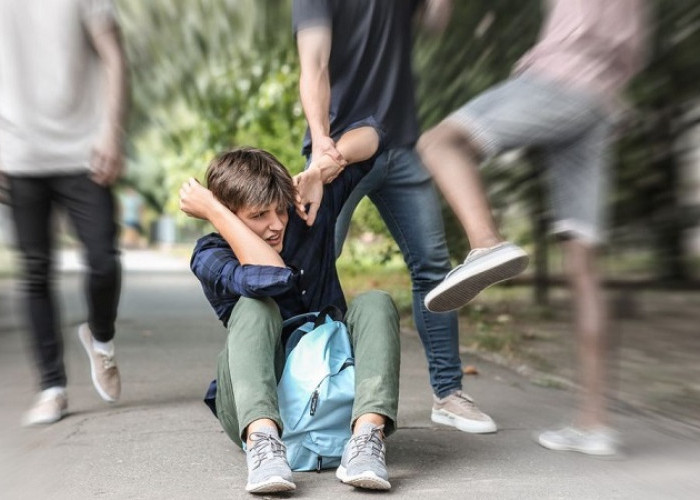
[1,254,698,499]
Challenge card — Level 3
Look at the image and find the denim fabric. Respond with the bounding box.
[7,173,121,390]
[334,148,462,398]
[448,74,613,244]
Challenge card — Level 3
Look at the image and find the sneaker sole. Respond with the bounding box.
[537,436,616,456]
[245,477,296,494]
[336,466,391,490]
[425,247,529,312]
[21,407,67,427]
[78,324,118,403]
[431,409,498,434]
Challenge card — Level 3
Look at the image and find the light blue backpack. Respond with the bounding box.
[277,306,355,472]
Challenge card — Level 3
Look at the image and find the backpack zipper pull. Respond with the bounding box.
[310,389,319,416]
[316,456,322,473]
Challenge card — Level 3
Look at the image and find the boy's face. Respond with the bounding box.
[236,201,289,253]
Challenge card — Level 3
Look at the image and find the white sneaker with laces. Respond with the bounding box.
[78,323,121,402]
[431,391,497,434]
[425,242,529,312]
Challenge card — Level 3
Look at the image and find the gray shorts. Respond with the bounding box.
[446,73,613,244]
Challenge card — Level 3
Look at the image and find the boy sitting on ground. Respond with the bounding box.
[179,128,401,494]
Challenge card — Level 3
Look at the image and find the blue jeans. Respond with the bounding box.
[335,147,461,398]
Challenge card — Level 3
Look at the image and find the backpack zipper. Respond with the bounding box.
[309,359,353,416]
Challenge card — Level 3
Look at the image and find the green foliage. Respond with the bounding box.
[118,0,304,215]
[115,0,699,280]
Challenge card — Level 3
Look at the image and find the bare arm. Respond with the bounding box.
[296,25,346,167]
[87,20,129,186]
[179,179,285,267]
[294,126,379,226]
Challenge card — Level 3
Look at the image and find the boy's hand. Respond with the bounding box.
[293,168,324,226]
[179,178,219,220]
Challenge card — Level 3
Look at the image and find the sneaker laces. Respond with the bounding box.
[247,432,287,470]
[99,354,117,370]
[348,425,385,461]
[465,242,509,263]
[448,391,479,410]
[444,246,496,280]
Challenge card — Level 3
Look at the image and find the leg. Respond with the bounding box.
[546,113,612,429]
[215,297,286,446]
[344,290,400,434]
[214,297,294,493]
[537,239,616,455]
[563,240,608,429]
[417,121,502,249]
[334,155,386,258]
[7,176,65,390]
[339,290,399,491]
[56,174,120,342]
[367,149,464,398]
[537,109,618,455]
[57,174,122,402]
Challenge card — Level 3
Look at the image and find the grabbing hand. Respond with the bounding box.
[293,168,324,226]
[312,135,347,170]
[179,177,219,220]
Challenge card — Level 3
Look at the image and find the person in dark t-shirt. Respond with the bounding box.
[292,0,503,435]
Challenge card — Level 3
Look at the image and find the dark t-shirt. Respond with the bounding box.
[293,0,422,152]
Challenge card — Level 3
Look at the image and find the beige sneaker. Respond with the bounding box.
[432,390,497,433]
[78,323,121,402]
[22,388,68,426]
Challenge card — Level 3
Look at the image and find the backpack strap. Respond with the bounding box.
[313,305,344,328]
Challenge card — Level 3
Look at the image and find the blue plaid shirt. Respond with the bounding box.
[191,163,371,325]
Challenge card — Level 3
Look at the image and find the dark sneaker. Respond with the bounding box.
[538,426,619,456]
[78,323,121,402]
[425,242,529,312]
[336,423,390,490]
[432,390,497,434]
[21,388,68,426]
[245,429,296,494]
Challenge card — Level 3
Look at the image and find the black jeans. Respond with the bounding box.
[8,173,121,390]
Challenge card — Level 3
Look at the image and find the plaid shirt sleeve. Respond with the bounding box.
[191,235,295,300]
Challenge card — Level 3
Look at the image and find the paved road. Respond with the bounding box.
[1,271,698,499]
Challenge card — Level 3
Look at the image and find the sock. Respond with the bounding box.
[93,339,115,356]
[41,386,66,399]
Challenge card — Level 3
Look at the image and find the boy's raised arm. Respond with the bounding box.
[179,178,285,268]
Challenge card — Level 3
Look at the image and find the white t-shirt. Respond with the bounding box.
[0,0,116,175]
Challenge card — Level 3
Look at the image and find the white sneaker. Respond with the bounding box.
[22,388,68,426]
[537,426,619,456]
[431,391,497,434]
[425,242,529,312]
[78,323,121,402]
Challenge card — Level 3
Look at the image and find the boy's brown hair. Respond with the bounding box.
[206,147,295,213]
